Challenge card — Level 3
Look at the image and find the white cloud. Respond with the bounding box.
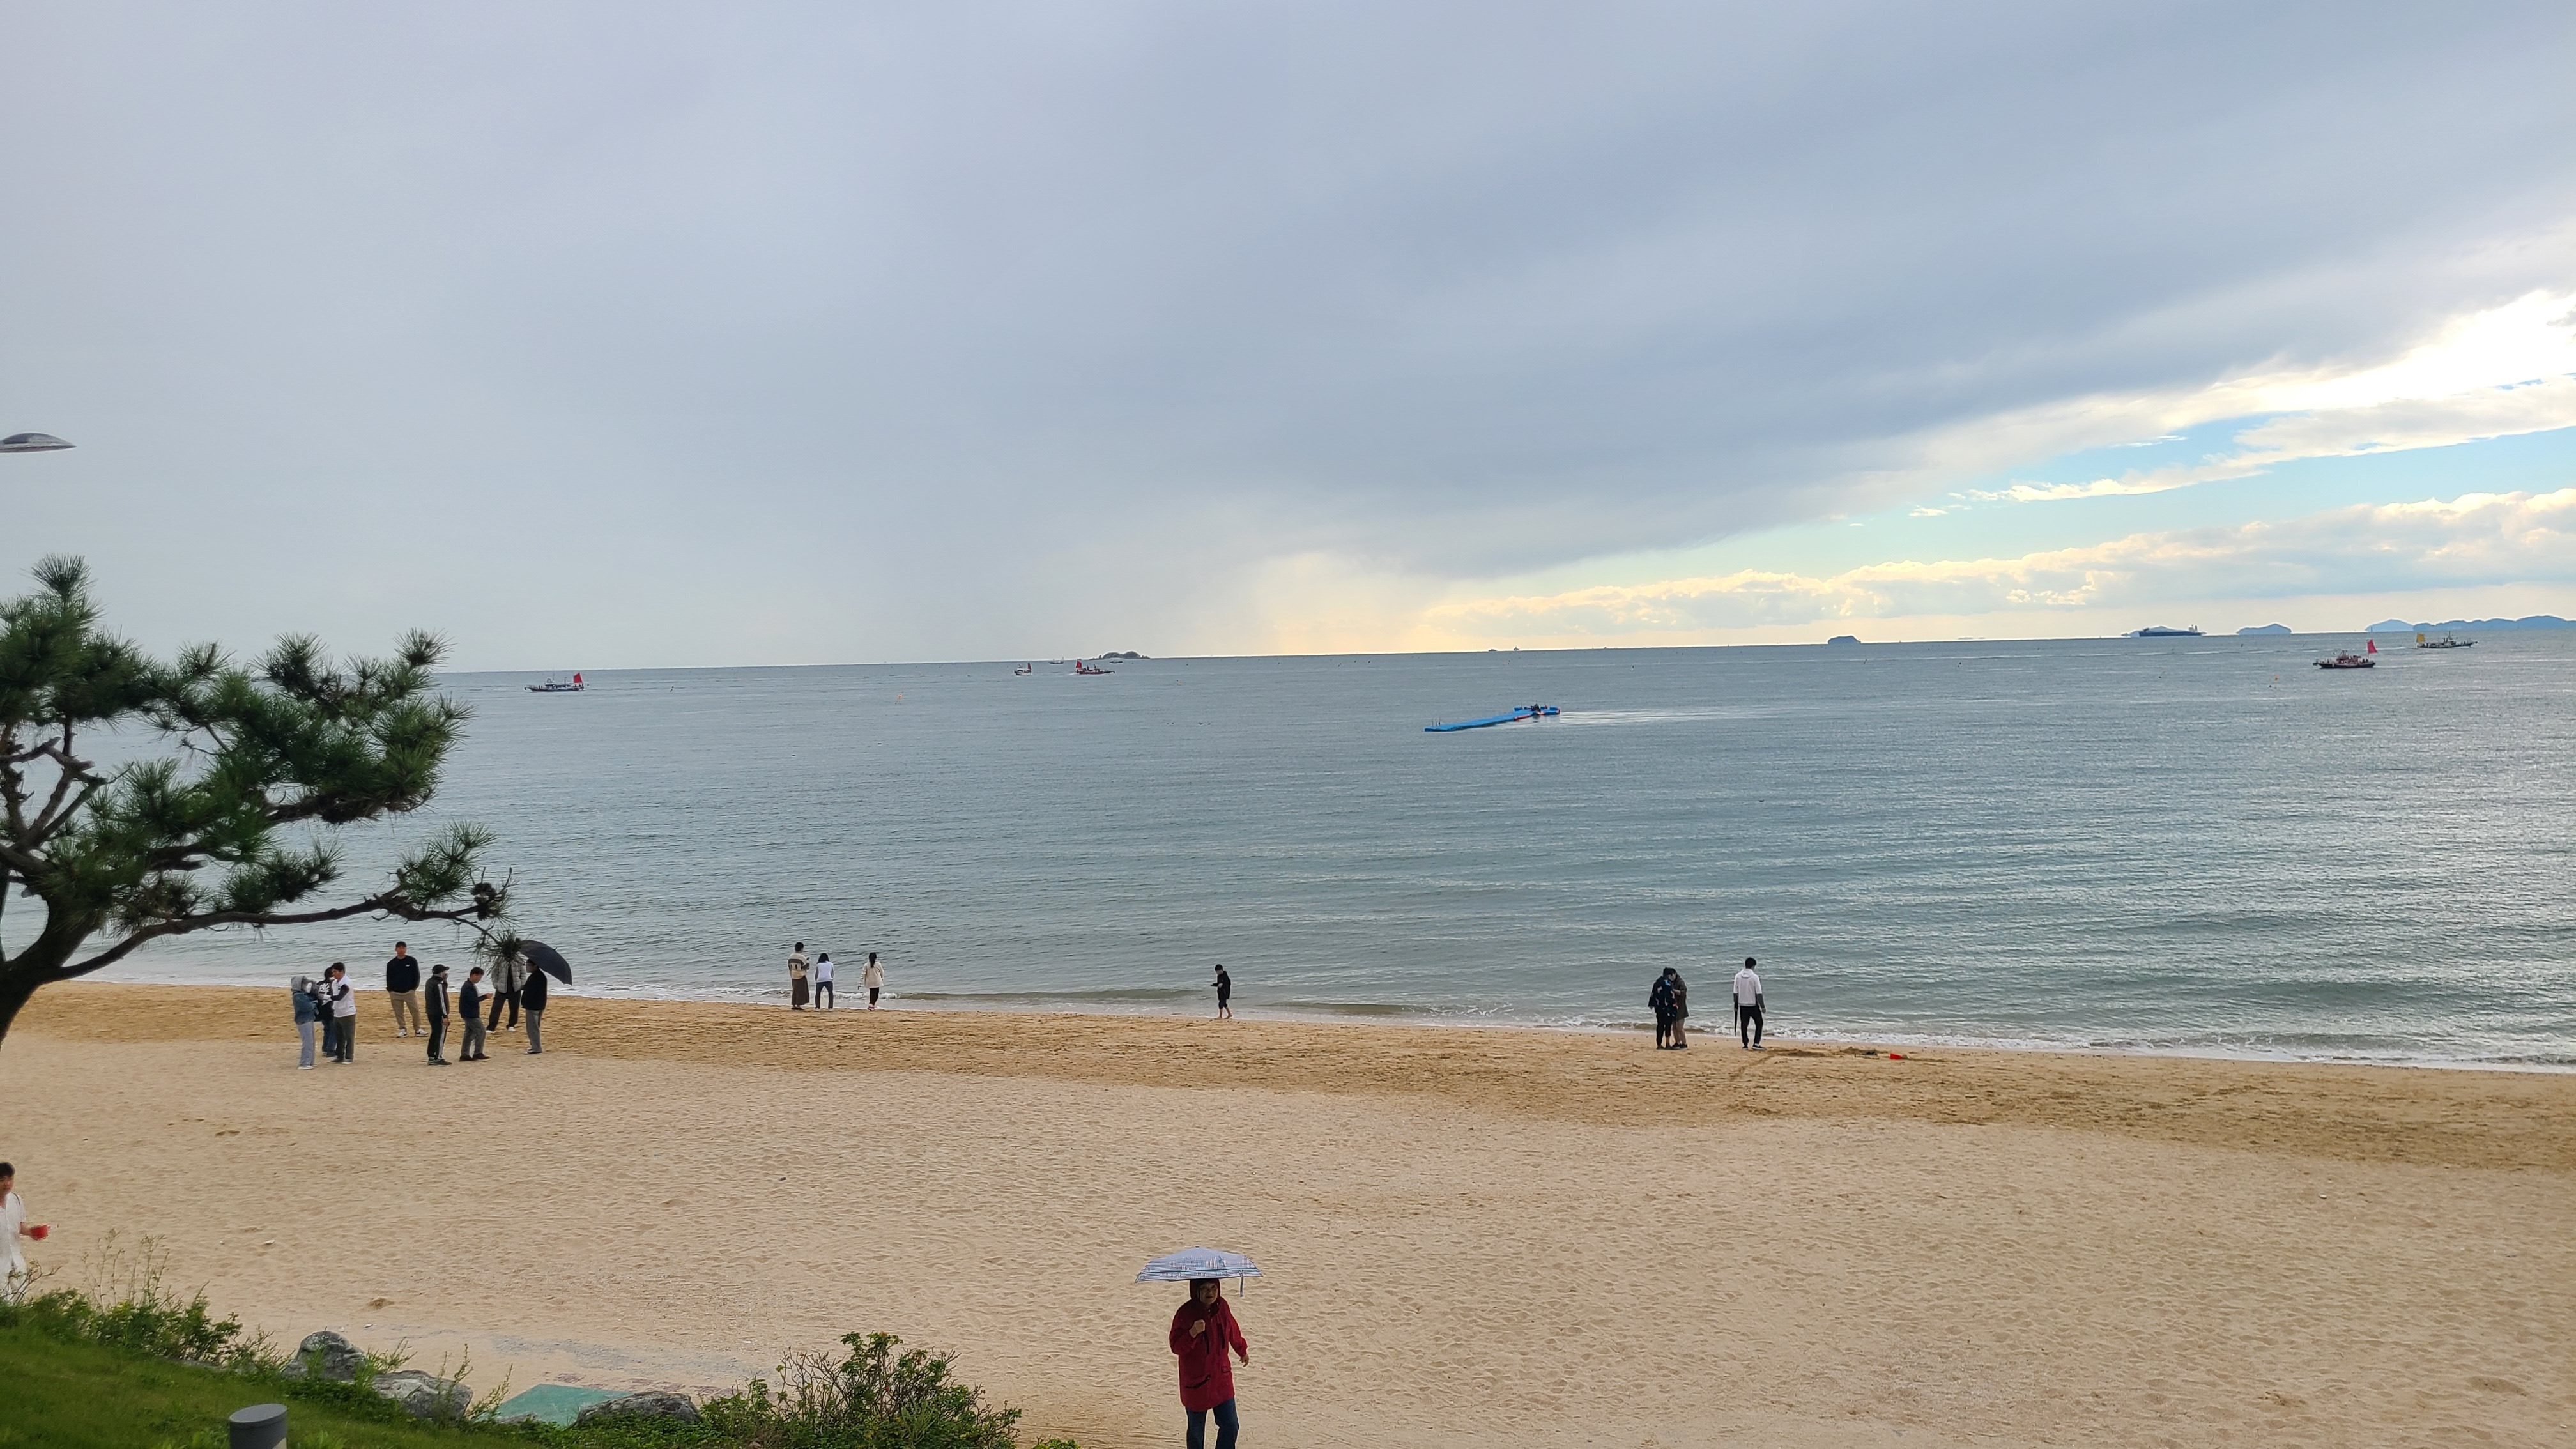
[1961,292,2576,505]
[1423,487,2576,638]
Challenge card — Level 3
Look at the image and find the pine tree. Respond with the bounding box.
[0,556,508,1041]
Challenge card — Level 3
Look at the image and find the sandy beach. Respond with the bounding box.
[5,983,2570,1448]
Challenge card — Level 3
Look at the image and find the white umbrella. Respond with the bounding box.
[1135,1247,1262,1283]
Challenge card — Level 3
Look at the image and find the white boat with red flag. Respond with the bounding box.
[2314,641,2377,670]
[528,672,586,693]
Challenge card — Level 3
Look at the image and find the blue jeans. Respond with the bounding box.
[1186,1397,1238,1449]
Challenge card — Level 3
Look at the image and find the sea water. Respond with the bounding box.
[97,634,2576,1065]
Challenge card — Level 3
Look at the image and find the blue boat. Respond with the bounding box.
[1425,705,1560,732]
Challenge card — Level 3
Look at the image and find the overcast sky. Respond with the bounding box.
[5,1,2573,664]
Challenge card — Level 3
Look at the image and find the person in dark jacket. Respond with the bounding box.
[424,964,452,1065]
[1649,970,1675,1049]
[385,941,423,1039]
[1211,964,1232,1020]
[1666,969,1689,1048]
[1169,1278,1250,1449]
[519,961,549,1054]
[457,967,489,1061]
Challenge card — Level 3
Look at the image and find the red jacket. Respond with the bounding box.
[1169,1295,1248,1411]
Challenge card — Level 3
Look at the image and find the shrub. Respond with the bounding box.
[0,1232,275,1372]
[698,1332,1074,1449]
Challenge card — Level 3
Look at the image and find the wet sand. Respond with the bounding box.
[6,983,2570,1447]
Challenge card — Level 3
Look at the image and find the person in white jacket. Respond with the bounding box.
[323,963,358,1063]
[1732,958,1765,1050]
[1,1161,47,1303]
[862,952,885,1010]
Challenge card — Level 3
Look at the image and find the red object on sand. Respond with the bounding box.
[1887,1052,1905,1060]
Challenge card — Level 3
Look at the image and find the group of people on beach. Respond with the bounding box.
[1650,957,1766,1049]
[785,942,885,1010]
[291,940,550,1068]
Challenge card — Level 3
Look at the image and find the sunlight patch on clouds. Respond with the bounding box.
[1956,290,2576,505]
[1422,487,2576,639]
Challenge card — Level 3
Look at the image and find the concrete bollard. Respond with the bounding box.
[228,1402,288,1449]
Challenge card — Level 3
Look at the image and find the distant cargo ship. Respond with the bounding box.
[2128,625,2203,638]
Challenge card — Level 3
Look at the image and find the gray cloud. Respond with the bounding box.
[3,2,2572,663]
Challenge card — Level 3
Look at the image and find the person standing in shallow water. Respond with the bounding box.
[1212,964,1232,1019]
[1170,1277,1250,1449]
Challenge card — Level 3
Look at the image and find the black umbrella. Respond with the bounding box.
[519,939,574,986]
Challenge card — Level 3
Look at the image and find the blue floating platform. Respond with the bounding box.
[494,1384,624,1425]
[1425,705,1560,732]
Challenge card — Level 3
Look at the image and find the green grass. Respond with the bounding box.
[0,1238,1073,1448]
[0,1320,489,1448]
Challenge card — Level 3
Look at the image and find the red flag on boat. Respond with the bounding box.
[2365,640,2377,654]
[572,672,583,684]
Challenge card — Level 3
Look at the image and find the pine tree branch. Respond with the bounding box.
[64,891,498,979]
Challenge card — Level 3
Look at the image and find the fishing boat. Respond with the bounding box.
[527,672,585,693]
[1073,659,1115,675]
[1013,663,1033,675]
[2414,632,2476,649]
[2314,641,2377,670]
[1425,705,1561,732]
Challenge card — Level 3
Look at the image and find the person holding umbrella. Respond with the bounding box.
[509,939,573,1053]
[519,953,549,1054]
[1170,1276,1250,1448]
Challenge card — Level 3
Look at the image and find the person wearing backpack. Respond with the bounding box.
[291,974,323,1070]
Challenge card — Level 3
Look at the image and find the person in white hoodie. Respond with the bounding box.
[1732,957,1765,1050]
[862,952,885,1010]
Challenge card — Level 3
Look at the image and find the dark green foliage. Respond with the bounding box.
[0,555,510,1041]
[4,1278,270,1372]
[698,1334,1076,1449]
